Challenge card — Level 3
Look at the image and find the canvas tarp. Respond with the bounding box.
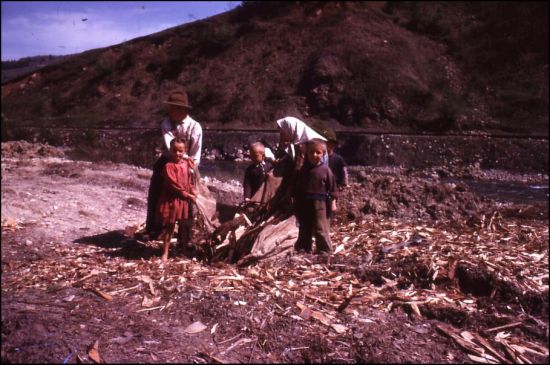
[235,214,298,267]
[210,171,298,265]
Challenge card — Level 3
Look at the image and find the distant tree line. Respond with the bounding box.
[2,55,63,70]
[2,55,71,84]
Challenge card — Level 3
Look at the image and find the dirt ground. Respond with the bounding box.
[1,141,548,364]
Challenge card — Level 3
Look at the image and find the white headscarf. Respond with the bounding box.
[276,116,327,144]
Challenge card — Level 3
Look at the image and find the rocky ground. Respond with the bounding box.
[1,141,548,363]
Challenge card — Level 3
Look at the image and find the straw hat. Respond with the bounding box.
[163,90,192,109]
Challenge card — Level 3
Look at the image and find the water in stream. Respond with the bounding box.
[199,160,549,206]
[457,180,549,205]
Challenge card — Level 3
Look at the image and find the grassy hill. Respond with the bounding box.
[1,1,548,136]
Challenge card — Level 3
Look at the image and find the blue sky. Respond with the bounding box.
[1,1,241,61]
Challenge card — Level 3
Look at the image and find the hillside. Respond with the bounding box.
[1,1,547,136]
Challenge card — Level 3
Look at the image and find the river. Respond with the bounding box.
[200,160,549,206]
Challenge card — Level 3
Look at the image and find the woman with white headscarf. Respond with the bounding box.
[261,116,329,216]
[276,116,328,164]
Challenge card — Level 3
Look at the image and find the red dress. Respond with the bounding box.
[155,160,196,226]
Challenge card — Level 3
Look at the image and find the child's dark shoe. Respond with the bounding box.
[316,250,331,264]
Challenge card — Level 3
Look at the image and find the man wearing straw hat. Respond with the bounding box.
[144,89,203,240]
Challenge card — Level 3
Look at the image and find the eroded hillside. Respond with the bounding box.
[2,2,548,136]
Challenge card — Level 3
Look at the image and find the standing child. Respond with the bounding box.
[243,142,273,201]
[310,122,348,190]
[293,139,338,254]
[156,138,197,262]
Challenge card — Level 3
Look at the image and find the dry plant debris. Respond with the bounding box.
[2,213,548,363]
[1,142,548,363]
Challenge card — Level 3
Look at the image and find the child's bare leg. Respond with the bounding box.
[159,224,175,262]
[161,237,170,262]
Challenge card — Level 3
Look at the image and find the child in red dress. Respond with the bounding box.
[156,138,197,262]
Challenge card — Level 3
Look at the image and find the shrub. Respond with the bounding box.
[116,51,134,72]
[437,91,465,130]
[229,1,297,22]
[186,81,221,109]
[198,24,236,57]
[95,54,116,76]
